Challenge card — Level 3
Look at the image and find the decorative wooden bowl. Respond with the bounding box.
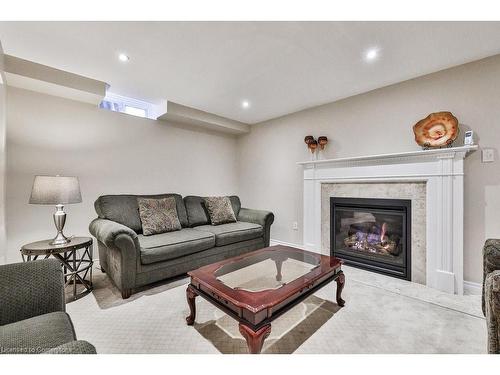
[413,112,459,149]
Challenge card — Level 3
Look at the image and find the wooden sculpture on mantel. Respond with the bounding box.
[318,136,328,150]
[305,136,328,160]
[413,111,459,150]
[304,135,314,149]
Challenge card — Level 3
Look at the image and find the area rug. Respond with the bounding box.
[66,264,486,354]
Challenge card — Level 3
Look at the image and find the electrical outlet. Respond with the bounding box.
[292,221,298,231]
[482,148,495,163]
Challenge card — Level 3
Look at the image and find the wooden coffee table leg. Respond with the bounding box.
[274,259,284,282]
[336,271,345,307]
[239,323,271,354]
[186,285,198,325]
[271,255,287,282]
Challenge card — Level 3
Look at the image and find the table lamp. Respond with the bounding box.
[29,175,82,245]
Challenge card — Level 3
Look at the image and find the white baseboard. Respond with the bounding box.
[269,238,308,250]
[270,238,483,295]
[463,280,482,295]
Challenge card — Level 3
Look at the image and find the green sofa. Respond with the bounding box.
[0,259,96,354]
[89,194,274,299]
[483,238,500,354]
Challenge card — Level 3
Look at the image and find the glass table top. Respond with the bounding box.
[214,249,321,292]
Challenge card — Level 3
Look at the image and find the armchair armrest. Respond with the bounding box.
[89,218,138,249]
[0,259,65,326]
[483,239,500,315]
[44,340,97,354]
[484,270,500,354]
[238,208,274,247]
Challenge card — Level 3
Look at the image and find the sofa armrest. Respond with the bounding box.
[0,259,65,326]
[238,208,274,227]
[483,239,500,315]
[44,340,97,354]
[89,218,139,249]
[89,218,140,298]
[485,270,500,354]
[238,208,274,247]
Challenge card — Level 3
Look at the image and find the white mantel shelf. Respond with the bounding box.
[297,145,478,166]
[299,144,478,295]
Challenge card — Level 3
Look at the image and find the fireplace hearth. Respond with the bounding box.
[330,197,411,280]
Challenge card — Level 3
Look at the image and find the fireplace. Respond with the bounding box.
[330,197,411,280]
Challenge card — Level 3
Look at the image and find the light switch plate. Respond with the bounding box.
[482,148,495,163]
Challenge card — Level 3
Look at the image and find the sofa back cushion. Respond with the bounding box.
[184,195,241,227]
[95,193,189,232]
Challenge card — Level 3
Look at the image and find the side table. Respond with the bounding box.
[20,237,93,301]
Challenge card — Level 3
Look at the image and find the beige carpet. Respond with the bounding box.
[66,264,486,354]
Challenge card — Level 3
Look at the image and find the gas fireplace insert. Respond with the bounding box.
[330,197,411,280]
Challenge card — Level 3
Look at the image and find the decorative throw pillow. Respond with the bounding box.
[137,197,182,236]
[204,196,237,226]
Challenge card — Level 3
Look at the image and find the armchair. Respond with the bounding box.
[0,259,96,354]
[483,239,500,354]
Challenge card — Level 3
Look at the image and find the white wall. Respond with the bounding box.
[5,87,239,263]
[237,54,500,284]
[6,54,500,283]
[0,42,6,264]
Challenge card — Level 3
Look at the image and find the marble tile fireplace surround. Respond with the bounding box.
[298,145,478,295]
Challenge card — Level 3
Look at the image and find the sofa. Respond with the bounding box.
[0,259,96,354]
[89,194,274,299]
[483,238,500,354]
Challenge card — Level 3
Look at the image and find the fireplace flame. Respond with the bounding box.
[380,222,387,243]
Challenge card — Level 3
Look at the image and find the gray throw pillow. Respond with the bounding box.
[204,196,237,226]
[137,197,182,236]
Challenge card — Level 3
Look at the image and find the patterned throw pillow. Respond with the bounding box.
[137,197,182,236]
[204,196,237,226]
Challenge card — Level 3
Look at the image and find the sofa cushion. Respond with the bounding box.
[139,228,215,265]
[0,312,76,354]
[137,197,182,236]
[204,196,237,225]
[95,193,189,232]
[184,195,241,227]
[194,221,263,246]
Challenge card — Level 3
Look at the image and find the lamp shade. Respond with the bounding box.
[29,175,82,205]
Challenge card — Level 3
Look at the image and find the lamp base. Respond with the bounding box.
[50,204,71,246]
[50,232,71,246]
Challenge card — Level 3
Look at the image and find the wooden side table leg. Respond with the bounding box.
[89,244,93,288]
[73,249,77,300]
[63,253,68,283]
[336,271,345,307]
[186,285,198,325]
[239,323,271,354]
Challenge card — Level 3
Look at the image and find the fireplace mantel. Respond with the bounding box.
[297,145,478,167]
[298,145,478,295]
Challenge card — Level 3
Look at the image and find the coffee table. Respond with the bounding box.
[185,245,345,354]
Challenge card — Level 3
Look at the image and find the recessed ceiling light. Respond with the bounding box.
[364,48,379,62]
[118,53,129,62]
[241,100,250,109]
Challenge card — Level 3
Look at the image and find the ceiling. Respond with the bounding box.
[1,21,500,124]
